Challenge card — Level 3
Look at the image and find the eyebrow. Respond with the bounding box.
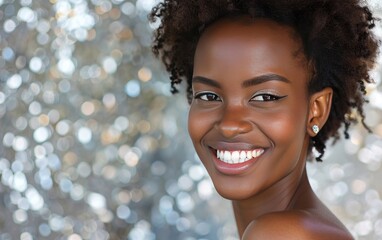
[192,74,291,88]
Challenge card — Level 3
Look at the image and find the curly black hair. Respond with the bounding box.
[149,0,379,161]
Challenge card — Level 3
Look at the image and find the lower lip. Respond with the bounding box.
[211,149,264,175]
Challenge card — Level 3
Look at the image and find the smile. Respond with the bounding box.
[216,149,265,164]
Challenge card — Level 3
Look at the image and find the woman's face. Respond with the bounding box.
[188,17,312,200]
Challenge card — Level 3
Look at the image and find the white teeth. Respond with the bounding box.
[216,149,264,164]
[224,151,231,163]
[232,151,239,163]
[252,150,257,157]
[240,151,246,163]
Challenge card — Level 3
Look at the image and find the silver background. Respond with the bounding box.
[0,0,381,239]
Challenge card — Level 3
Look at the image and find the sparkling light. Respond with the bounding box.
[0,1,380,240]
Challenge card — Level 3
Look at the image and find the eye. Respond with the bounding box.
[251,94,286,102]
[194,92,222,101]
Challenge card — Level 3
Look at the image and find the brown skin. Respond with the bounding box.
[188,17,354,239]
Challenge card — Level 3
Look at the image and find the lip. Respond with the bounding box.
[208,145,266,175]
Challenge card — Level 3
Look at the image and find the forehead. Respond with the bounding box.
[194,17,308,75]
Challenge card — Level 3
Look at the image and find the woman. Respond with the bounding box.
[150,0,379,239]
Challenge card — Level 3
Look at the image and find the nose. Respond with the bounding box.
[214,106,253,139]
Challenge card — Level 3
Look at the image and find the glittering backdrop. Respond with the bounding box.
[0,1,381,240]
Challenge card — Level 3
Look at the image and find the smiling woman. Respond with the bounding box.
[150,0,379,239]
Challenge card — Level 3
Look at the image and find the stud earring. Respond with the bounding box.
[312,125,319,134]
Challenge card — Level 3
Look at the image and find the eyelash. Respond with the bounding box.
[194,92,222,101]
[251,94,286,102]
[193,92,286,102]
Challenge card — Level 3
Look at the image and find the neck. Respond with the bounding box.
[232,159,313,238]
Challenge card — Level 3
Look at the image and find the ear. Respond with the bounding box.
[307,87,333,137]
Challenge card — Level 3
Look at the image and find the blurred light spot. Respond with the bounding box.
[33,127,51,143]
[58,79,71,93]
[103,93,116,109]
[12,172,27,192]
[48,154,60,170]
[176,217,191,232]
[151,161,166,176]
[12,161,24,173]
[70,184,85,201]
[123,150,139,167]
[197,179,214,200]
[74,28,88,42]
[68,234,83,240]
[2,47,15,61]
[102,165,117,179]
[355,220,373,236]
[29,101,42,115]
[332,181,348,197]
[125,80,140,97]
[34,145,47,159]
[29,57,43,73]
[26,187,44,210]
[38,114,50,126]
[77,127,92,144]
[136,0,158,12]
[87,192,106,210]
[37,33,50,45]
[365,189,380,206]
[121,2,135,15]
[128,220,154,240]
[329,165,344,181]
[13,209,28,224]
[117,190,131,205]
[81,101,95,116]
[3,132,15,147]
[57,58,75,75]
[56,120,70,135]
[114,116,129,131]
[37,19,50,33]
[42,90,55,104]
[117,205,131,219]
[177,175,193,191]
[20,232,33,240]
[4,19,17,32]
[59,178,73,193]
[188,165,205,181]
[17,7,35,22]
[138,67,152,82]
[48,109,60,123]
[39,223,51,237]
[0,92,5,104]
[77,162,91,178]
[7,74,22,89]
[102,57,117,74]
[49,215,64,232]
[165,211,179,225]
[12,136,28,152]
[176,192,194,213]
[352,179,367,194]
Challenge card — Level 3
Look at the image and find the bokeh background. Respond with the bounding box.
[0,0,381,239]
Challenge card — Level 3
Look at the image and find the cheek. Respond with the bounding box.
[262,103,308,154]
[187,105,213,145]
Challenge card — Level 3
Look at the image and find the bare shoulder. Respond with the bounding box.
[242,210,354,240]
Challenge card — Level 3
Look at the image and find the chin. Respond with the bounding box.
[208,173,266,201]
